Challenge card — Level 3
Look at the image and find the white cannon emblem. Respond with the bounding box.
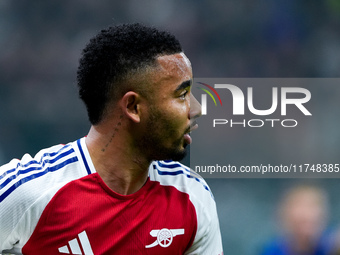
[145,228,184,248]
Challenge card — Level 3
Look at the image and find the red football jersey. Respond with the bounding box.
[22,173,196,254]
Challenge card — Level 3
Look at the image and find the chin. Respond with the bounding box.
[153,147,187,162]
[168,148,187,161]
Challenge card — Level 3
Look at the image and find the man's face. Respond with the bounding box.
[140,53,201,161]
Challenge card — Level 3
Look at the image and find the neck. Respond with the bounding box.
[85,125,151,195]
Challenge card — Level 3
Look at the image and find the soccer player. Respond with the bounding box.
[0,23,223,254]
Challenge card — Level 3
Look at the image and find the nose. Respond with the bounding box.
[189,94,202,120]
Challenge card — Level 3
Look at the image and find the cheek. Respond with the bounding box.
[156,104,187,137]
[152,99,189,131]
[172,98,190,114]
[167,101,189,123]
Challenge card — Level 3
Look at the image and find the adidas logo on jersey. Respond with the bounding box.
[58,230,94,255]
[145,228,184,248]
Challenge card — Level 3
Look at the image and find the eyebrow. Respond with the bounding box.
[175,79,192,92]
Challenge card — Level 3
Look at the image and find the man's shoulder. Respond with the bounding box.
[0,142,75,172]
[0,141,82,204]
[149,160,214,202]
[149,160,222,255]
[0,141,88,250]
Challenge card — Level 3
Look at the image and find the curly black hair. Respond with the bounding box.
[77,23,183,125]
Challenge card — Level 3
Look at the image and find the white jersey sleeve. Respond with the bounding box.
[0,139,95,253]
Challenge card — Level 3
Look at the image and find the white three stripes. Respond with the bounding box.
[58,230,94,255]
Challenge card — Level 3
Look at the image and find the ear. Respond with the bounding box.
[120,91,142,123]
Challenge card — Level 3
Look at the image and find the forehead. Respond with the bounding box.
[149,53,192,89]
[157,52,191,71]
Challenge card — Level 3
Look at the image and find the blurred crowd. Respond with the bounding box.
[1,0,340,161]
[1,0,340,159]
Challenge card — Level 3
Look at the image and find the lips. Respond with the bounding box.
[183,133,192,145]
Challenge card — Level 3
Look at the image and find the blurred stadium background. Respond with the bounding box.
[1,0,340,254]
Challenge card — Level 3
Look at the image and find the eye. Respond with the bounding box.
[179,90,189,100]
